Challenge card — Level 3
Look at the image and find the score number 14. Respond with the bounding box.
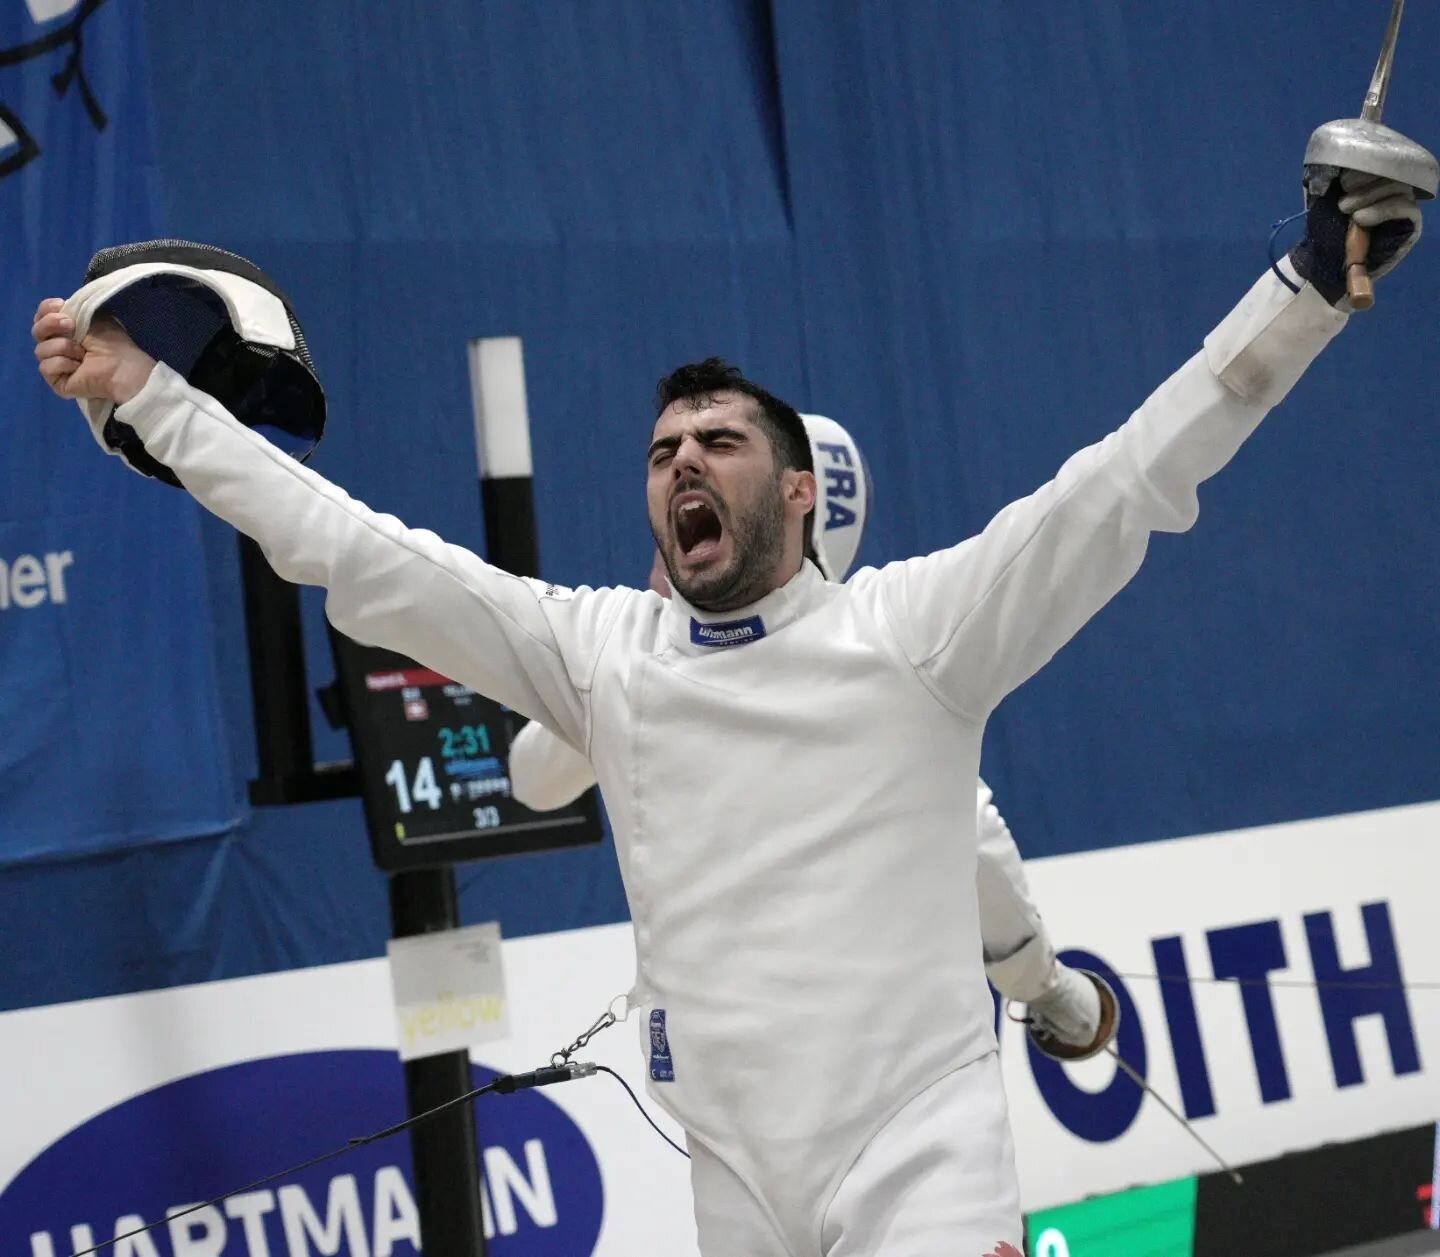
[385,757,442,813]
[384,757,502,831]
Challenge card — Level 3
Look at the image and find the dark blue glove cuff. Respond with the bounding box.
[1289,169,1417,305]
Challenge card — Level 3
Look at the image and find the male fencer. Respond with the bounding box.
[508,414,1112,1060]
[32,164,1421,1254]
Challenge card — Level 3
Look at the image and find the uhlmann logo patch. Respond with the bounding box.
[690,615,765,648]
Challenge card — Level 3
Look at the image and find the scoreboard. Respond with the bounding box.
[331,633,602,871]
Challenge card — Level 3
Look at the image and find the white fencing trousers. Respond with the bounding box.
[687,1051,1020,1257]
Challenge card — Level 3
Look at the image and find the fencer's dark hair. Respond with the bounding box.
[654,359,814,476]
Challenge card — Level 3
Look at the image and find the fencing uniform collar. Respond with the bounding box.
[665,560,824,655]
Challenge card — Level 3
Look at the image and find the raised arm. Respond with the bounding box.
[32,305,623,745]
[872,265,1348,719]
[510,719,599,810]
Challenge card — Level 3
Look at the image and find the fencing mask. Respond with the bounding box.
[63,239,325,486]
[801,413,871,582]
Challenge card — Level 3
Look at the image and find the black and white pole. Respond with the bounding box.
[384,336,537,1257]
[468,336,540,579]
[386,337,543,1257]
[389,872,488,1257]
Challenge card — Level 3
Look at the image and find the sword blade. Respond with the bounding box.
[1105,1044,1245,1186]
[1362,0,1406,122]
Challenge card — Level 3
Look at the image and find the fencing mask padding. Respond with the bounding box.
[63,239,324,486]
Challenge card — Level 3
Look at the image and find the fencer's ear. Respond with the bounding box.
[787,468,818,513]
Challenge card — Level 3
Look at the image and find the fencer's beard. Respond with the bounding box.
[653,468,787,612]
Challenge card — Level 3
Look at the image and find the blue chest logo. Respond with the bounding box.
[649,1009,676,1082]
[690,615,766,648]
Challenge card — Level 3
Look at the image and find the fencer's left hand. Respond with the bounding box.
[1290,168,1423,305]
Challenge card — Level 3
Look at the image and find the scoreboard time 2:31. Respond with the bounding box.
[331,635,601,871]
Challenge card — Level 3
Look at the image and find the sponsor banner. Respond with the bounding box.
[1003,800,1440,1212]
[0,0,236,864]
[0,800,1436,1253]
[0,927,697,1256]
[7,1053,602,1257]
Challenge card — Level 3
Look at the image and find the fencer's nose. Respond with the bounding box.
[671,435,706,480]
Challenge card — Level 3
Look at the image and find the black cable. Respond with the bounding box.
[596,1065,690,1160]
[65,1056,688,1256]
[69,1076,509,1257]
[67,964,1430,1253]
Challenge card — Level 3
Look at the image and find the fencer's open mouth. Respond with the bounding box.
[673,492,723,558]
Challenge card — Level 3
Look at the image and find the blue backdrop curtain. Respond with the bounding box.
[0,0,1434,1011]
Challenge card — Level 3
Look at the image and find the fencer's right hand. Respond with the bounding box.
[32,299,156,405]
[1289,169,1423,306]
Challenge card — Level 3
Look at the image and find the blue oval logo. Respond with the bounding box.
[0,1050,603,1255]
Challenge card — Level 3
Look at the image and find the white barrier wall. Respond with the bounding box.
[1,800,1436,1253]
[1004,799,1440,1210]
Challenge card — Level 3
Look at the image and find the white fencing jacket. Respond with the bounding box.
[111,265,1345,1249]
[510,725,1051,988]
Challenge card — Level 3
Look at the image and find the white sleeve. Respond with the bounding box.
[510,720,599,811]
[975,778,1064,1002]
[872,267,1348,719]
[974,777,1044,963]
[117,363,627,746]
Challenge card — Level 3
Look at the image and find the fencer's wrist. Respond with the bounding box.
[1287,241,1346,306]
[111,356,167,420]
[85,318,158,405]
[983,932,1057,1004]
[110,353,157,406]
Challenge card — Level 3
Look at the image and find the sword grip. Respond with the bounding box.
[1345,219,1375,310]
